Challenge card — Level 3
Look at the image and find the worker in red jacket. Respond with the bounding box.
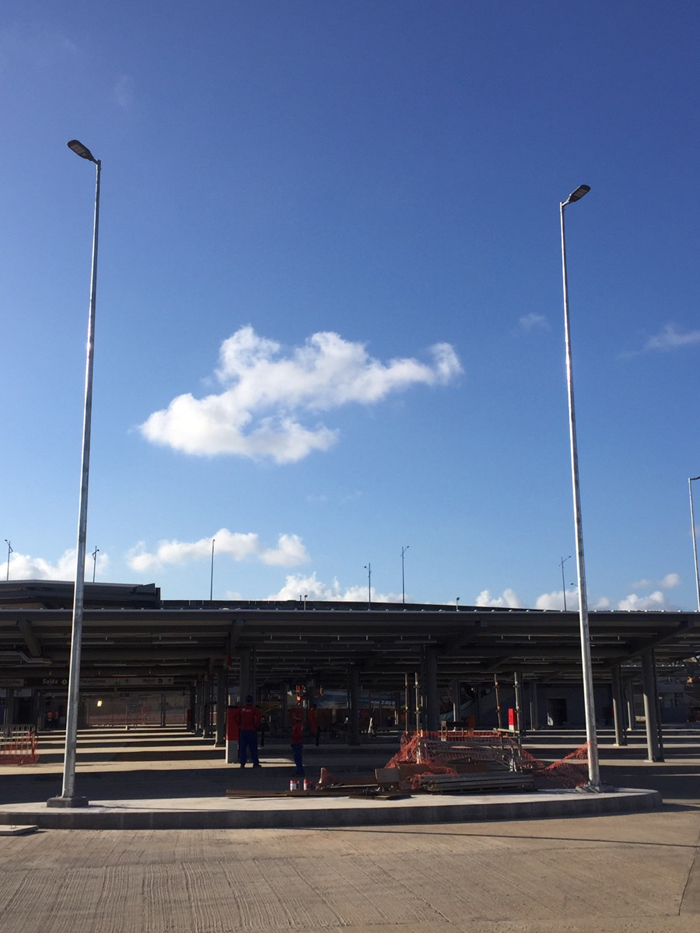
[291,709,304,776]
[238,695,262,768]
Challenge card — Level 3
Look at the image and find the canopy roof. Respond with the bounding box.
[0,580,698,690]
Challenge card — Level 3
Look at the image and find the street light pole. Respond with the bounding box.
[210,538,215,600]
[560,183,601,791]
[560,555,571,610]
[48,140,102,809]
[91,546,99,583]
[401,546,409,604]
[689,476,700,611]
[4,540,11,581]
[364,563,371,609]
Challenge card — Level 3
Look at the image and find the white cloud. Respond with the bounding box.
[260,534,309,567]
[618,590,678,611]
[127,528,308,573]
[268,572,399,603]
[140,326,462,463]
[2,548,109,581]
[475,588,522,608]
[519,313,548,331]
[625,324,700,357]
[630,573,680,591]
[535,589,578,611]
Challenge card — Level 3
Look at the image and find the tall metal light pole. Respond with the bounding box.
[48,140,102,809]
[4,540,11,581]
[91,546,99,583]
[401,546,409,604]
[560,555,571,610]
[560,182,601,791]
[364,563,371,609]
[689,476,700,611]
[210,538,215,600]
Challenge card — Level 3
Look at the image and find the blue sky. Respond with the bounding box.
[1,1,699,610]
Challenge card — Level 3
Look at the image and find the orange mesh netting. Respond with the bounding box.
[386,731,588,791]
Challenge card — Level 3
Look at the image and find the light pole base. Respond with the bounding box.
[47,795,89,808]
[575,783,618,795]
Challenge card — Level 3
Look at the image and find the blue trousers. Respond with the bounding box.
[239,730,259,766]
[292,742,304,774]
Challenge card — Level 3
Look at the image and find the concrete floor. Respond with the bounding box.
[1,725,700,931]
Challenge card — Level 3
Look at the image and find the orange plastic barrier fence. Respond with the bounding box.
[0,726,39,765]
[387,730,588,789]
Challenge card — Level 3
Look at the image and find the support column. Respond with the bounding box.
[451,679,461,725]
[625,679,637,732]
[188,685,196,732]
[160,693,167,728]
[513,671,523,733]
[3,688,15,736]
[528,679,540,731]
[611,665,627,747]
[413,671,421,732]
[349,667,361,746]
[215,668,227,746]
[203,675,215,738]
[641,649,662,761]
[424,647,439,733]
[194,676,204,736]
[280,682,288,738]
[238,648,253,702]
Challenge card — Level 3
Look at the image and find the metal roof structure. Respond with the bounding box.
[1,580,698,690]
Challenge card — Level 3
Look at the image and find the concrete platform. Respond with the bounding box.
[0,786,661,830]
[0,726,669,829]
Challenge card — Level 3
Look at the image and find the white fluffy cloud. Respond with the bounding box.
[631,573,681,591]
[139,326,462,463]
[475,588,522,609]
[2,548,109,581]
[127,529,309,573]
[617,590,679,611]
[268,572,400,603]
[535,590,575,611]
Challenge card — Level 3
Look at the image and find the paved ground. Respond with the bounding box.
[1,725,700,931]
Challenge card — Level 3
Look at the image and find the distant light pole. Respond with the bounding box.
[91,546,99,583]
[560,555,571,610]
[303,594,308,609]
[560,182,600,791]
[401,546,409,604]
[48,140,102,810]
[689,476,700,611]
[364,563,371,609]
[210,538,215,600]
[4,540,12,581]
[456,597,460,611]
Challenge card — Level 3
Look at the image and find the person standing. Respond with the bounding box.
[238,695,262,768]
[291,709,304,776]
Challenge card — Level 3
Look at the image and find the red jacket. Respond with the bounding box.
[239,704,262,731]
[291,719,303,744]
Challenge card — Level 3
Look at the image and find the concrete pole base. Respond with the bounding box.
[47,796,89,808]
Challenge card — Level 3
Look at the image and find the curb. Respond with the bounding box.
[0,787,662,830]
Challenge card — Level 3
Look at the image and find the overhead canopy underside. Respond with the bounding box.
[0,581,698,690]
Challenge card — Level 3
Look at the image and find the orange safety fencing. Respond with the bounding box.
[386,730,588,790]
[0,726,39,765]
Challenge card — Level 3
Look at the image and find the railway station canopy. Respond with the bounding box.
[0,580,698,692]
